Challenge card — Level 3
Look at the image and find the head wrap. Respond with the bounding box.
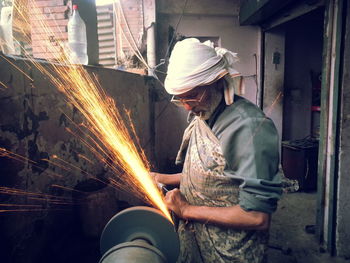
[164,38,241,104]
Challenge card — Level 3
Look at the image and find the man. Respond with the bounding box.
[152,38,282,263]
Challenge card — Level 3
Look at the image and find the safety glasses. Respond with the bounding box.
[171,89,207,107]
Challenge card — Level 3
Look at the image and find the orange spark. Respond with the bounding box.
[0,81,8,89]
[0,54,34,81]
[8,1,172,222]
[0,204,42,207]
[50,184,87,194]
[0,208,70,213]
[0,186,71,201]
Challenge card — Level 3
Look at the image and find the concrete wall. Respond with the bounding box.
[336,0,350,257]
[0,56,157,262]
[155,0,261,171]
[263,28,285,145]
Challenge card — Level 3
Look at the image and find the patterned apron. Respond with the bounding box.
[176,117,268,263]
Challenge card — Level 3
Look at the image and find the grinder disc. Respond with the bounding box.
[100,206,179,263]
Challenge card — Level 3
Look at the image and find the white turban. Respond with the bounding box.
[164,38,241,102]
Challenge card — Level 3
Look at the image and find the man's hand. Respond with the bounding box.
[165,188,190,219]
[150,172,161,183]
[149,172,165,191]
[149,172,182,186]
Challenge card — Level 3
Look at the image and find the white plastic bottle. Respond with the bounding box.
[67,4,88,65]
[0,6,15,55]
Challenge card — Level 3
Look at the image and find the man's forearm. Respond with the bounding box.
[156,172,182,186]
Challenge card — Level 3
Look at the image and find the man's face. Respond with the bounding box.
[171,80,222,119]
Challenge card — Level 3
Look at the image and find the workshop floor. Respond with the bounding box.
[268,191,349,263]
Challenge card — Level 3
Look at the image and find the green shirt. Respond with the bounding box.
[208,96,282,213]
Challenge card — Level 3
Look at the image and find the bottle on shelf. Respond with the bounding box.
[67,4,88,65]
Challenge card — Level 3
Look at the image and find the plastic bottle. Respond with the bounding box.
[0,6,15,55]
[67,4,88,65]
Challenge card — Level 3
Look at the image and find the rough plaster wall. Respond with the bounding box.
[154,92,189,172]
[0,56,154,262]
[171,15,259,78]
[155,0,260,170]
[336,1,350,257]
[263,28,285,145]
[283,10,324,141]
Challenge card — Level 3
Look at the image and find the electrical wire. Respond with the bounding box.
[113,0,190,150]
[113,0,189,82]
[163,0,189,64]
[117,0,145,62]
[147,0,190,117]
[150,0,189,81]
[114,0,149,69]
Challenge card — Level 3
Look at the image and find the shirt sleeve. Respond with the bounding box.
[214,105,282,214]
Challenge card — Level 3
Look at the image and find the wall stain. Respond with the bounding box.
[28,133,49,174]
[0,100,51,174]
[0,137,25,187]
[69,140,84,163]
[59,113,68,127]
[0,104,49,140]
[61,143,67,151]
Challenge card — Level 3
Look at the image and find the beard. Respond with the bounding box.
[192,90,223,121]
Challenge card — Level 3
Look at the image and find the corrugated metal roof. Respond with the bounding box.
[97,4,116,68]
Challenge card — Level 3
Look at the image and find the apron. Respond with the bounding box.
[176,117,268,263]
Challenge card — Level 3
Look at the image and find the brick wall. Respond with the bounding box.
[27,0,145,69]
[30,0,69,60]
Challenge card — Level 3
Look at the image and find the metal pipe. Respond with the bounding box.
[100,238,166,263]
[147,22,156,76]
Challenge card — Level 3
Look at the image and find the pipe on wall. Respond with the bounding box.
[147,22,156,75]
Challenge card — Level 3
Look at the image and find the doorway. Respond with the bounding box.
[281,7,324,192]
[262,7,324,192]
[263,7,326,262]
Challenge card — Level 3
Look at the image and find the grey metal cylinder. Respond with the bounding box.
[99,239,166,263]
[99,206,179,263]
